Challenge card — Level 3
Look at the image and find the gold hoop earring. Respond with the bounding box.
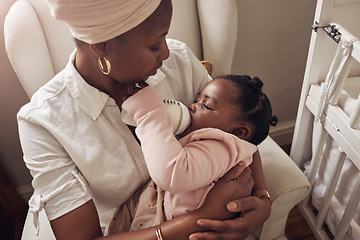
[98,57,111,75]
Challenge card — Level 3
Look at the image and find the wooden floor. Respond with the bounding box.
[285,205,317,240]
[285,203,334,240]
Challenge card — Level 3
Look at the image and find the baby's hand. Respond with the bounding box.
[126,81,148,95]
[120,81,149,103]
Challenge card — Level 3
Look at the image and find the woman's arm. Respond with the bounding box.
[189,150,271,240]
[250,150,269,197]
[50,163,253,240]
[50,200,103,239]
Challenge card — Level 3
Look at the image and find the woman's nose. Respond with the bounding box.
[158,39,170,62]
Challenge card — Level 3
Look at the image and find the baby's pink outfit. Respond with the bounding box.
[122,86,256,220]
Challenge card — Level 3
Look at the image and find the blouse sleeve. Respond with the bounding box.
[17,112,91,233]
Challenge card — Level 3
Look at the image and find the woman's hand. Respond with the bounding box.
[189,196,271,240]
[113,81,149,106]
[123,81,148,101]
[189,161,271,240]
[191,163,254,230]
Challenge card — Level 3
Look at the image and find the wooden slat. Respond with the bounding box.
[316,149,346,228]
[307,84,360,169]
[334,175,360,239]
[349,94,360,128]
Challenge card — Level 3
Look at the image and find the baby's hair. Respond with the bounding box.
[217,75,277,145]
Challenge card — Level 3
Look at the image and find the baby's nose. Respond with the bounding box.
[189,103,196,112]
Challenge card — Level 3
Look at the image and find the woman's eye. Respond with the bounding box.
[151,47,161,52]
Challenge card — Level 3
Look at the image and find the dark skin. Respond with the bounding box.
[50,165,254,240]
[190,151,270,240]
[97,164,254,240]
[50,0,271,239]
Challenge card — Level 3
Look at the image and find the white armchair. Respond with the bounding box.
[4,0,310,239]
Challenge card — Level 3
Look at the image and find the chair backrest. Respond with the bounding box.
[4,0,238,98]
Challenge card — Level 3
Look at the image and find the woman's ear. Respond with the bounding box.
[89,42,107,58]
[232,125,252,140]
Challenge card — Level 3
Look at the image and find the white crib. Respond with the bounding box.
[291,0,360,239]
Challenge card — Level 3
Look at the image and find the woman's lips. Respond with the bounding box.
[149,69,158,76]
[150,63,162,76]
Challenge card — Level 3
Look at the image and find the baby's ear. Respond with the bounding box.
[232,125,252,140]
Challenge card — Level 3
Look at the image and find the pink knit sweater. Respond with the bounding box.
[122,87,256,220]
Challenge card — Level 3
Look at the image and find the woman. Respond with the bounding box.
[18,0,271,239]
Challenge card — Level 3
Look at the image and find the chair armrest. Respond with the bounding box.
[255,137,310,240]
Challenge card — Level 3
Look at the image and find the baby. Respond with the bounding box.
[108,75,277,232]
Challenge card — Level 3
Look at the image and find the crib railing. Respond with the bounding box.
[298,23,360,240]
[330,25,360,129]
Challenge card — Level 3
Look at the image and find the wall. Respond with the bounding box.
[0,0,316,200]
[233,0,316,145]
[1,0,33,200]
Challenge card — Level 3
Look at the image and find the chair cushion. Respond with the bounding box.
[4,0,54,97]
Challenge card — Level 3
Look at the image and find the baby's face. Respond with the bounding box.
[185,78,242,134]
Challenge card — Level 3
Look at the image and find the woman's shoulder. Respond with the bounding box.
[18,71,68,116]
[165,38,195,62]
[166,38,187,50]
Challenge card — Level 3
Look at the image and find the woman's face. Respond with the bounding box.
[106,0,173,84]
[186,78,242,134]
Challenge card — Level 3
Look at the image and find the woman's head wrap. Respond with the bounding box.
[47,0,162,44]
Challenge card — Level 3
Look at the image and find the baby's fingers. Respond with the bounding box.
[220,161,247,182]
